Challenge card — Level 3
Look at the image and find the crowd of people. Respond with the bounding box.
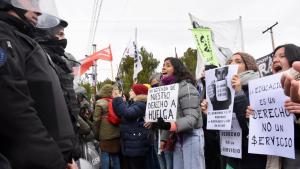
[1,0,300,169]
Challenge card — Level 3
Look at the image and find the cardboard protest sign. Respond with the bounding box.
[220,113,242,159]
[205,65,238,130]
[145,84,179,122]
[248,73,295,159]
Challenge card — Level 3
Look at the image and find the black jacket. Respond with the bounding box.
[36,37,81,159]
[0,12,74,169]
[226,86,267,169]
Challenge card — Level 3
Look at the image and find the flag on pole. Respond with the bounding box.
[133,42,143,81]
[123,41,143,81]
[79,45,112,75]
[189,13,244,79]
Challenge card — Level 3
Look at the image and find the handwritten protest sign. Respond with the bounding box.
[145,84,179,122]
[248,73,295,159]
[205,65,238,130]
[220,113,242,158]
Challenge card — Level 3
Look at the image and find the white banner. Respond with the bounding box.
[189,13,243,66]
[220,113,242,159]
[248,73,295,159]
[205,65,238,130]
[145,84,179,122]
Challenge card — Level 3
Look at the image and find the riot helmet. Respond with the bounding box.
[1,0,61,28]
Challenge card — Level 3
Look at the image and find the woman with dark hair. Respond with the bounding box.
[272,44,300,73]
[156,57,205,169]
[247,44,300,169]
[272,44,300,169]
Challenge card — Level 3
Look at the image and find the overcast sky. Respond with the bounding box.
[56,0,300,81]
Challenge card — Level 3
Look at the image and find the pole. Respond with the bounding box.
[133,28,138,84]
[262,22,278,50]
[239,16,245,52]
[92,44,97,96]
[109,45,114,80]
[110,61,114,81]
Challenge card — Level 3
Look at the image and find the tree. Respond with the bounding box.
[180,48,197,77]
[96,78,114,91]
[118,46,160,95]
[79,82,92,100]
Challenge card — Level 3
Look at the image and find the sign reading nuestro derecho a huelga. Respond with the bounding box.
[145,84,179,122]
[248,73,295,159]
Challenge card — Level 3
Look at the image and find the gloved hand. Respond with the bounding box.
[157,117,171,130]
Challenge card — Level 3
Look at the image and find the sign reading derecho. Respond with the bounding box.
[248,73,295,159]
[205,65,238,130]
[145,84,179,122]
[220,113,242,159]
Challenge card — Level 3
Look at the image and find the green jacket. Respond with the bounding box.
[93,99,120,140]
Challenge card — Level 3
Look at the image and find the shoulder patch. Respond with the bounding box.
[0,47,7,67]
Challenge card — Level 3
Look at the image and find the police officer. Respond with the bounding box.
[0,0,77,168]
[34,20,82,160]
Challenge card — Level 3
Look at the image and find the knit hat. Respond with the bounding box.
[98,84,113,98]
[228,52,259,72]
[131,84,149,95]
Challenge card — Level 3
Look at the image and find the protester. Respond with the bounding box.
[156,57,205,169]
[201,52,266,169]
[93,84,121,169]
[226,52,266,169]
[275,44,300,169]
[0,0,77,168]
[199,65,221,169]
[112,84,150,169]
[145,73,170,169]
[247,44,300,169]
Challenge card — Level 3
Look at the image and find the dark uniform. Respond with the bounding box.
[0,11,74,169]
[35,31,81,160]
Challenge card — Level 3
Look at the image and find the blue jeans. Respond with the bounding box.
[154,140,173,169]
[101,151,120,169]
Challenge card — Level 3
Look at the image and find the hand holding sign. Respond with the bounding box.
[231,75,241,92]
[157,117,171,130]
[284,98,300,114]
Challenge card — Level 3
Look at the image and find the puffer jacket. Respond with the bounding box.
[112,95,150,157]
[161,80,203,140]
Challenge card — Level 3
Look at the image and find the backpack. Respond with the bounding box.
[102,98,121,126]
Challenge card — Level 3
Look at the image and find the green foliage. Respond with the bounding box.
[79,82,92,100]
[118,46,160,95]
[96,78,114,91]
[180,48,197,77]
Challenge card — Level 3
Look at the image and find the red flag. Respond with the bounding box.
[80,45,113,75]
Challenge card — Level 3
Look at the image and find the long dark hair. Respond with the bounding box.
[273,44,300,67]
[164,57,196,85]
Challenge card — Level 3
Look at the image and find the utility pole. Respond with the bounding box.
[92,44,97,97]
[262,22,278,50]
